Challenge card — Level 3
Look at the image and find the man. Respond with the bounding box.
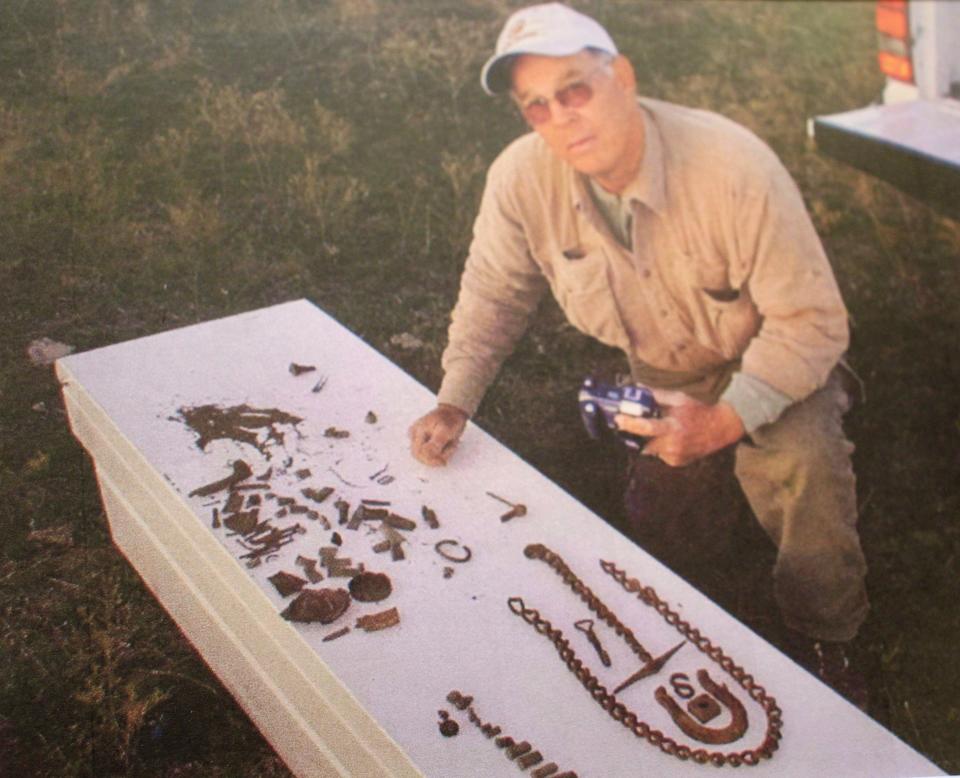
[408,3,868,705]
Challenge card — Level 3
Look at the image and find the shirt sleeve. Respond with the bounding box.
[730,153,849,402]
[720,371,793,433]
[436,153,549,415]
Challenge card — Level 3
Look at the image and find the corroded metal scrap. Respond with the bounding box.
[177,404,301,455]
[348,571,392,602]
[189,459,253,497]
[355,607,399,632]
[281,587,350,623]
[269,570,307,597]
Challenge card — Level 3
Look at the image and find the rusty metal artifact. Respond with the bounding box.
[268,570,307,597]
[281,587,350,624]
[348,571,392,602]
[509,543,783,767]
[655,670,748,744]
[435,539,472,563]
[355,606,400,632]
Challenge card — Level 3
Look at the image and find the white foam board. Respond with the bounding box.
[56,299,944,777]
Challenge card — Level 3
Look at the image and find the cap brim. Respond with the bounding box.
[480,40,617,96]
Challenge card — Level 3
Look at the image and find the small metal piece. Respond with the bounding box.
[385,513,416,531]
[246,494,261,508]
[486,491,515,507]
[295,556,324,583]
[324,427,350,439]
[355,607,400,632]
[372,539,392,554]
[268,571,307,597]
[302,486,335,504]
[442,566,454,579]
[335,499,350,525]
[377,475,395,485]
[669,672,696,700]
[289,363,316,376]
[211,508,221,529]
[495,736,515,749]
[439,719,459,737]
[362,499,391,507]
[688,693,722,724]
[331,532,343,546]
[281,587,350,624]
[532,764,559,778]
[348,571,392,602]
[369,464,389,481]
[435,539,472,563]
[574,619,612,668]
[189,459,253,497]
[446,691,471,710]
[322,626,350,642]
[438,710,449,721]
[505,740,531,759]
[517,750,544,769]
[365,411,378,424]
[224,491,244,514]
[500,504,528,522]
[311,376,328,393]
[391,542,405,561]
[480,723,501,738]
[295,468,312,480]
[612,640,685,695]
[422,505,440,529]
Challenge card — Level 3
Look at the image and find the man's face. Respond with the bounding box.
[510,51,643,191]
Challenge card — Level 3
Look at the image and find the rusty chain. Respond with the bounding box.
[507,543,783,767]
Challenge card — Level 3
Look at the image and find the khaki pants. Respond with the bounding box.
[625,365,868,642]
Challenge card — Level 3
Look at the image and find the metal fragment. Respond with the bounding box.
[335,499,350,525]
[355,607,400,632]
[348,571,393,602]
[439,719,459,737]
[324,427,350,439]
[268,571,307,597]
[613,640,685,695]
[322,626,350,642]
[281,587,350,624]
[688,693,722,724]
[289,362,316,376]
[421,505,439,529]
[500,504,528,522]
[575,618,612,668]
[295,468,312,480]
[517,750,544,769]
[302,486,335,504]
[435,539,472,563]
[189,460,253,497]
[331,532,343,546]
[495,736,515,749]
[532,764,559,778]
[361,499,391,507]
[365,411,378,424]
[224,491,244,514]
[211,508,221,529]
[505,741,531,760]
[385,513,416,531]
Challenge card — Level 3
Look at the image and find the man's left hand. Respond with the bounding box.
[615,390,745,467]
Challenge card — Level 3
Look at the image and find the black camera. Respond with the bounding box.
[578,376,660,450]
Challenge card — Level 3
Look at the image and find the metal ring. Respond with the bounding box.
[435,539,472,563]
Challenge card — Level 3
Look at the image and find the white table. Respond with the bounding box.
[56,299,943,778]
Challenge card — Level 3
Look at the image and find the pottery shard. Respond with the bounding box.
[269,571,308,597]
[281,588,350,624]
[348,571,392,602]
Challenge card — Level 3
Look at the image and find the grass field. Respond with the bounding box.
[1,1,958,775]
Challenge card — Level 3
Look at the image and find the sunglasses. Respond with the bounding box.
[515,63,610,126]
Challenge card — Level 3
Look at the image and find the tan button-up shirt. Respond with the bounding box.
[437,97,849,417]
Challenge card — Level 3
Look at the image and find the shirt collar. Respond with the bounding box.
[571,99,666,216]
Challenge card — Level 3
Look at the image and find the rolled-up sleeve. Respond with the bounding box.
[437,155,549,415]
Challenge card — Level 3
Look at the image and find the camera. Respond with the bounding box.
[578,376,660,450]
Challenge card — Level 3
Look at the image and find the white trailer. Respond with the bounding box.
[810,0,960,216]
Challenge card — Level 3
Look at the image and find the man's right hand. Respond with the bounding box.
[408,404,469,466]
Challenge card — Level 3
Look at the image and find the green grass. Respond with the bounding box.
[1,1,958,774]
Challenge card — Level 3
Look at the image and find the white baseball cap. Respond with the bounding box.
[480,3,618,96]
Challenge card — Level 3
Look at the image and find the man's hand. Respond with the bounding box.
[409,403,469,466]
[615,390,745,467]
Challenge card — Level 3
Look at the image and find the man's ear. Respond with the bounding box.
[612,54,637,93]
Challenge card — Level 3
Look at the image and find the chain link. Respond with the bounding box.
[511,543,783,768]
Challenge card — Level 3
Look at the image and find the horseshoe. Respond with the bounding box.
[654,669,748,745]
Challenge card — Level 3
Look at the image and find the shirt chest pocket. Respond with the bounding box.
[549,249,630,350]
[692,262,757,358]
